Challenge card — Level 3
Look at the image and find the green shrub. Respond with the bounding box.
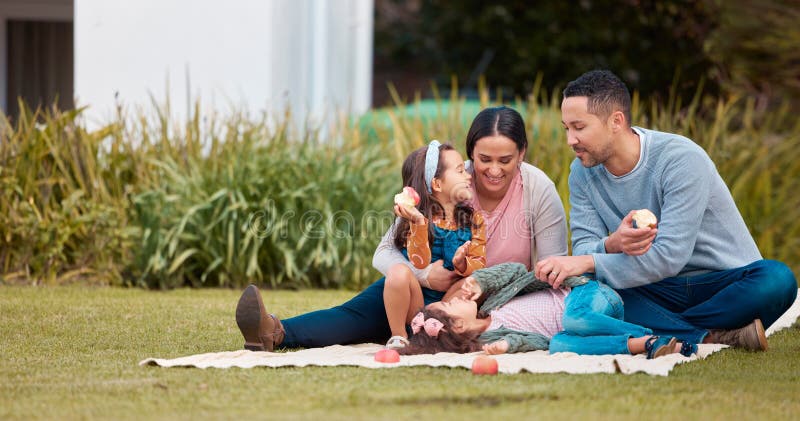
[1,89,798,288]
[130,112,397,289]
[0,104,133,285]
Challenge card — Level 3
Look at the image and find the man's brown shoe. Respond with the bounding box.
[235,285,285,351]
[711,319,768,351]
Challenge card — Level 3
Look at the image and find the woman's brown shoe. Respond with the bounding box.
[235,285,285,351]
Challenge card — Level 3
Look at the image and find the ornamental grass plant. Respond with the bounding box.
[0,104,133,285]
[130,107,397,290]
[1,85,799,289]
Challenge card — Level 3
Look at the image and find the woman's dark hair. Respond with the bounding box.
[398,307,483,355]
[392,143,476,250]
[465,106,528,161]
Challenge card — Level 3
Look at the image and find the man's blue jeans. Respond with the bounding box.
[550,280,651,355]
[615,259,797,344]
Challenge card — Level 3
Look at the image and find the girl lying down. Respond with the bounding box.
[399,262,697,359]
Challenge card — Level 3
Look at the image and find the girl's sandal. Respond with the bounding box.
[677,340,698,357]
[386,336,410,350]
[644,336,678,359]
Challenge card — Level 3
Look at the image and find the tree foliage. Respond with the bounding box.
[704,0,800,106]
[376,0,800,106]
[375,0,719,100]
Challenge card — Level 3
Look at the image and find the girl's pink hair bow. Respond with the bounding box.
[411,312,445,337]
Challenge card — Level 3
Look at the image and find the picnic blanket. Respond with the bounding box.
[140,289,800,376]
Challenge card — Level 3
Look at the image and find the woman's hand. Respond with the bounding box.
[393,204,425,225]
[534,255,594,289]
[605,211,658,256]
[460,276,482,301]
[426,260,459,292]
[451,241,471,274]
[483,340,509,355]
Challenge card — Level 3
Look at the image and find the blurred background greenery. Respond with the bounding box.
[1,0,799,289]
[373,0,800,108]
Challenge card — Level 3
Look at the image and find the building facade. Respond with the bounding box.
[0,0,373,124]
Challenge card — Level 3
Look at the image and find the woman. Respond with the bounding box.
[375,105,567,296]
[236,106,568,350]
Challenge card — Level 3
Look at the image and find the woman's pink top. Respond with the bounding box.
[471,172,533,270]
[474,172,568,337]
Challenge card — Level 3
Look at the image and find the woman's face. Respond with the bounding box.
[471,135,525,196]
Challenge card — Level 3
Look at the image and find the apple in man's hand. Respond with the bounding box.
[632,209,658,229]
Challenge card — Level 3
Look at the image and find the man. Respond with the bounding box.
[535,69,797,350]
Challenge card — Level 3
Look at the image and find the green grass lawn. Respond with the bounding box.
[2,286,799,420]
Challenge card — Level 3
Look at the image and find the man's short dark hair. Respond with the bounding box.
[563,70,632,126]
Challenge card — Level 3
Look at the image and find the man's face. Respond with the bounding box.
[561,96,614,168]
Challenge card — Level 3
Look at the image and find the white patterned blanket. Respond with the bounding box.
[140,289,799,376]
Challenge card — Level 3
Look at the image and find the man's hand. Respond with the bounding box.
[534,255,594,289]
[425,260,459,292]
[605,210,657,255]
[451,241,471,274]
[483,340,509,355]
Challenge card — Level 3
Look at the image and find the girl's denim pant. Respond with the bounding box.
[549,280,650,355]
[615,259,797,344]
[280,277,443,348]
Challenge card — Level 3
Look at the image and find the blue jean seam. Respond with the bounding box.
[597,284,623,317]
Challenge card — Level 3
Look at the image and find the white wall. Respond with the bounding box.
[75,0,373,126]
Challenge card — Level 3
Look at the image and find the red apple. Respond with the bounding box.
[404,186,420,206]
[374,349,400,363]
[394,186,421,208]
[471,355,498,375]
